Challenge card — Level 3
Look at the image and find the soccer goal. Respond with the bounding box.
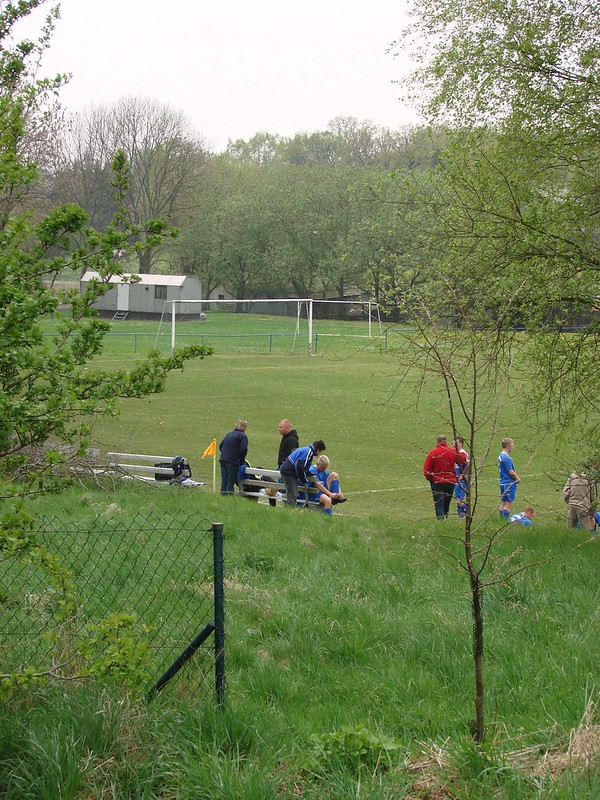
[155,298,382,354]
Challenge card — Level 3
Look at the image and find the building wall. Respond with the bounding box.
[80,275,202,315]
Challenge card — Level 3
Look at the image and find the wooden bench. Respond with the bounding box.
[107,453,204,485]
[238,466,321,508]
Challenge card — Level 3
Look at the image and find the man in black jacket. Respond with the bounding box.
[277,419,299,468]
[219,419,248,495]
[270,419,299,507]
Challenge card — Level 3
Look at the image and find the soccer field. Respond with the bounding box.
[90,325,580,526]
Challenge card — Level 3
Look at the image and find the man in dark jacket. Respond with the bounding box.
[219,419,248,495]
[277,419,299,468]
[280,440,326,507]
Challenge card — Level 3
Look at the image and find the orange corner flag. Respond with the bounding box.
[202,439,217,459]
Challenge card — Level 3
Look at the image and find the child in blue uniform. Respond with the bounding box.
[509,507,534,526]
[453,437,469,518]
[306,455,346,514]
[498,437,521,519]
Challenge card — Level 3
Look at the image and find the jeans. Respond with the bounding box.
[430,482,455,519]
[220,461,238,495]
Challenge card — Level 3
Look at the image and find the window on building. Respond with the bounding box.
[155,285,167,300]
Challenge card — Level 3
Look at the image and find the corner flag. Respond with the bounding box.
[202,439,217,459]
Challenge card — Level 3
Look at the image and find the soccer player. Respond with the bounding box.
[307,455,346,515]
[498,437,521,519]
[509,507,534,526]
[453,436,470,518]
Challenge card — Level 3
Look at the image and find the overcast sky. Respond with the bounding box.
[23,0,419,152]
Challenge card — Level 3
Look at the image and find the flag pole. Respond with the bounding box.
[201,438,218,493]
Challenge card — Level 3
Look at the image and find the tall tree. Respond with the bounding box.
[0,0,211,576]
[394,0,600,426]
[381,0,600,743]
[63,97,207,272]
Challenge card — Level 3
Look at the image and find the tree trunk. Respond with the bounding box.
[471,572,485,742]
[465,514,485,743]
[138,248,153,274]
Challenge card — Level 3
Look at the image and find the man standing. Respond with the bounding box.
[498,437,520,519]
[218,419,248,495]
[277,419,299,468]
[269,419,300,506]
[563,470,596,531]
[423,435,466,520]
[280,439,326,507]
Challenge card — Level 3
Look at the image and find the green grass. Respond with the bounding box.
[3,483,599,797]
[44,310,387,356]
[2,321,599,797]
[91,343,577,523]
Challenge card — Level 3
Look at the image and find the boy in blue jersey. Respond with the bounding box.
[498,437,521,519]
[307,455,346,514]
[453,437,469,518]
[510,507,534,526]
[280,440,326,507]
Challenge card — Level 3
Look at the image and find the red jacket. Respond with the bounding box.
[423,444,465,484]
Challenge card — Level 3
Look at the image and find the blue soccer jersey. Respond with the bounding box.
[510,512,532,526]
[498,452,515,484]
[308,465,330,498]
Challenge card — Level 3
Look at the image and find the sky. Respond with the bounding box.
[21,0,419,152]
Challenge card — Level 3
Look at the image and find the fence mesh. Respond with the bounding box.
[0,510,221,696]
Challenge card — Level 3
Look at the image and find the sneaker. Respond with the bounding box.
[332,496,347,505]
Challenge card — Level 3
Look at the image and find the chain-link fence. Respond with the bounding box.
[0,511,224,701]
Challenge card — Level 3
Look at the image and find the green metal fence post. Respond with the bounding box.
[212,522,225,706]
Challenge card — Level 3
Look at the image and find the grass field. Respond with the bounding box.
[2,314,598,798]
[85,314,581,524]
[46,310,388,357]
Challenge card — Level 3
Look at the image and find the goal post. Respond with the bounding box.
[156,298,382,354]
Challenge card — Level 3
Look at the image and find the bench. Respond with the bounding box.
[238,466,321,508]
[107,453,204,485]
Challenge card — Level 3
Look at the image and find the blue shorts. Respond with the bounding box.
[454,479,468,503]
[500,482,516,503]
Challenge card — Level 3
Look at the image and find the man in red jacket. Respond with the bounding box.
[423,435,467,520]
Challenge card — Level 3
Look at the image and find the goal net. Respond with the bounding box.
[155,298,382,355]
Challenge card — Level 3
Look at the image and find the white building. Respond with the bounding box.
[80,272,202,318]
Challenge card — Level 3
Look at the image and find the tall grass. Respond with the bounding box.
[2,482,598,797]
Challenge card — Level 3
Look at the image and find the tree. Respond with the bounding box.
[226,131,283,166]
[174,157,234,301]
[0,1,212,688]
[395,0,600,428]
[63,97,207,272]
[381,0,600,743]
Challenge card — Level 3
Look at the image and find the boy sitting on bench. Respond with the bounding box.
[306,455,346,514]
